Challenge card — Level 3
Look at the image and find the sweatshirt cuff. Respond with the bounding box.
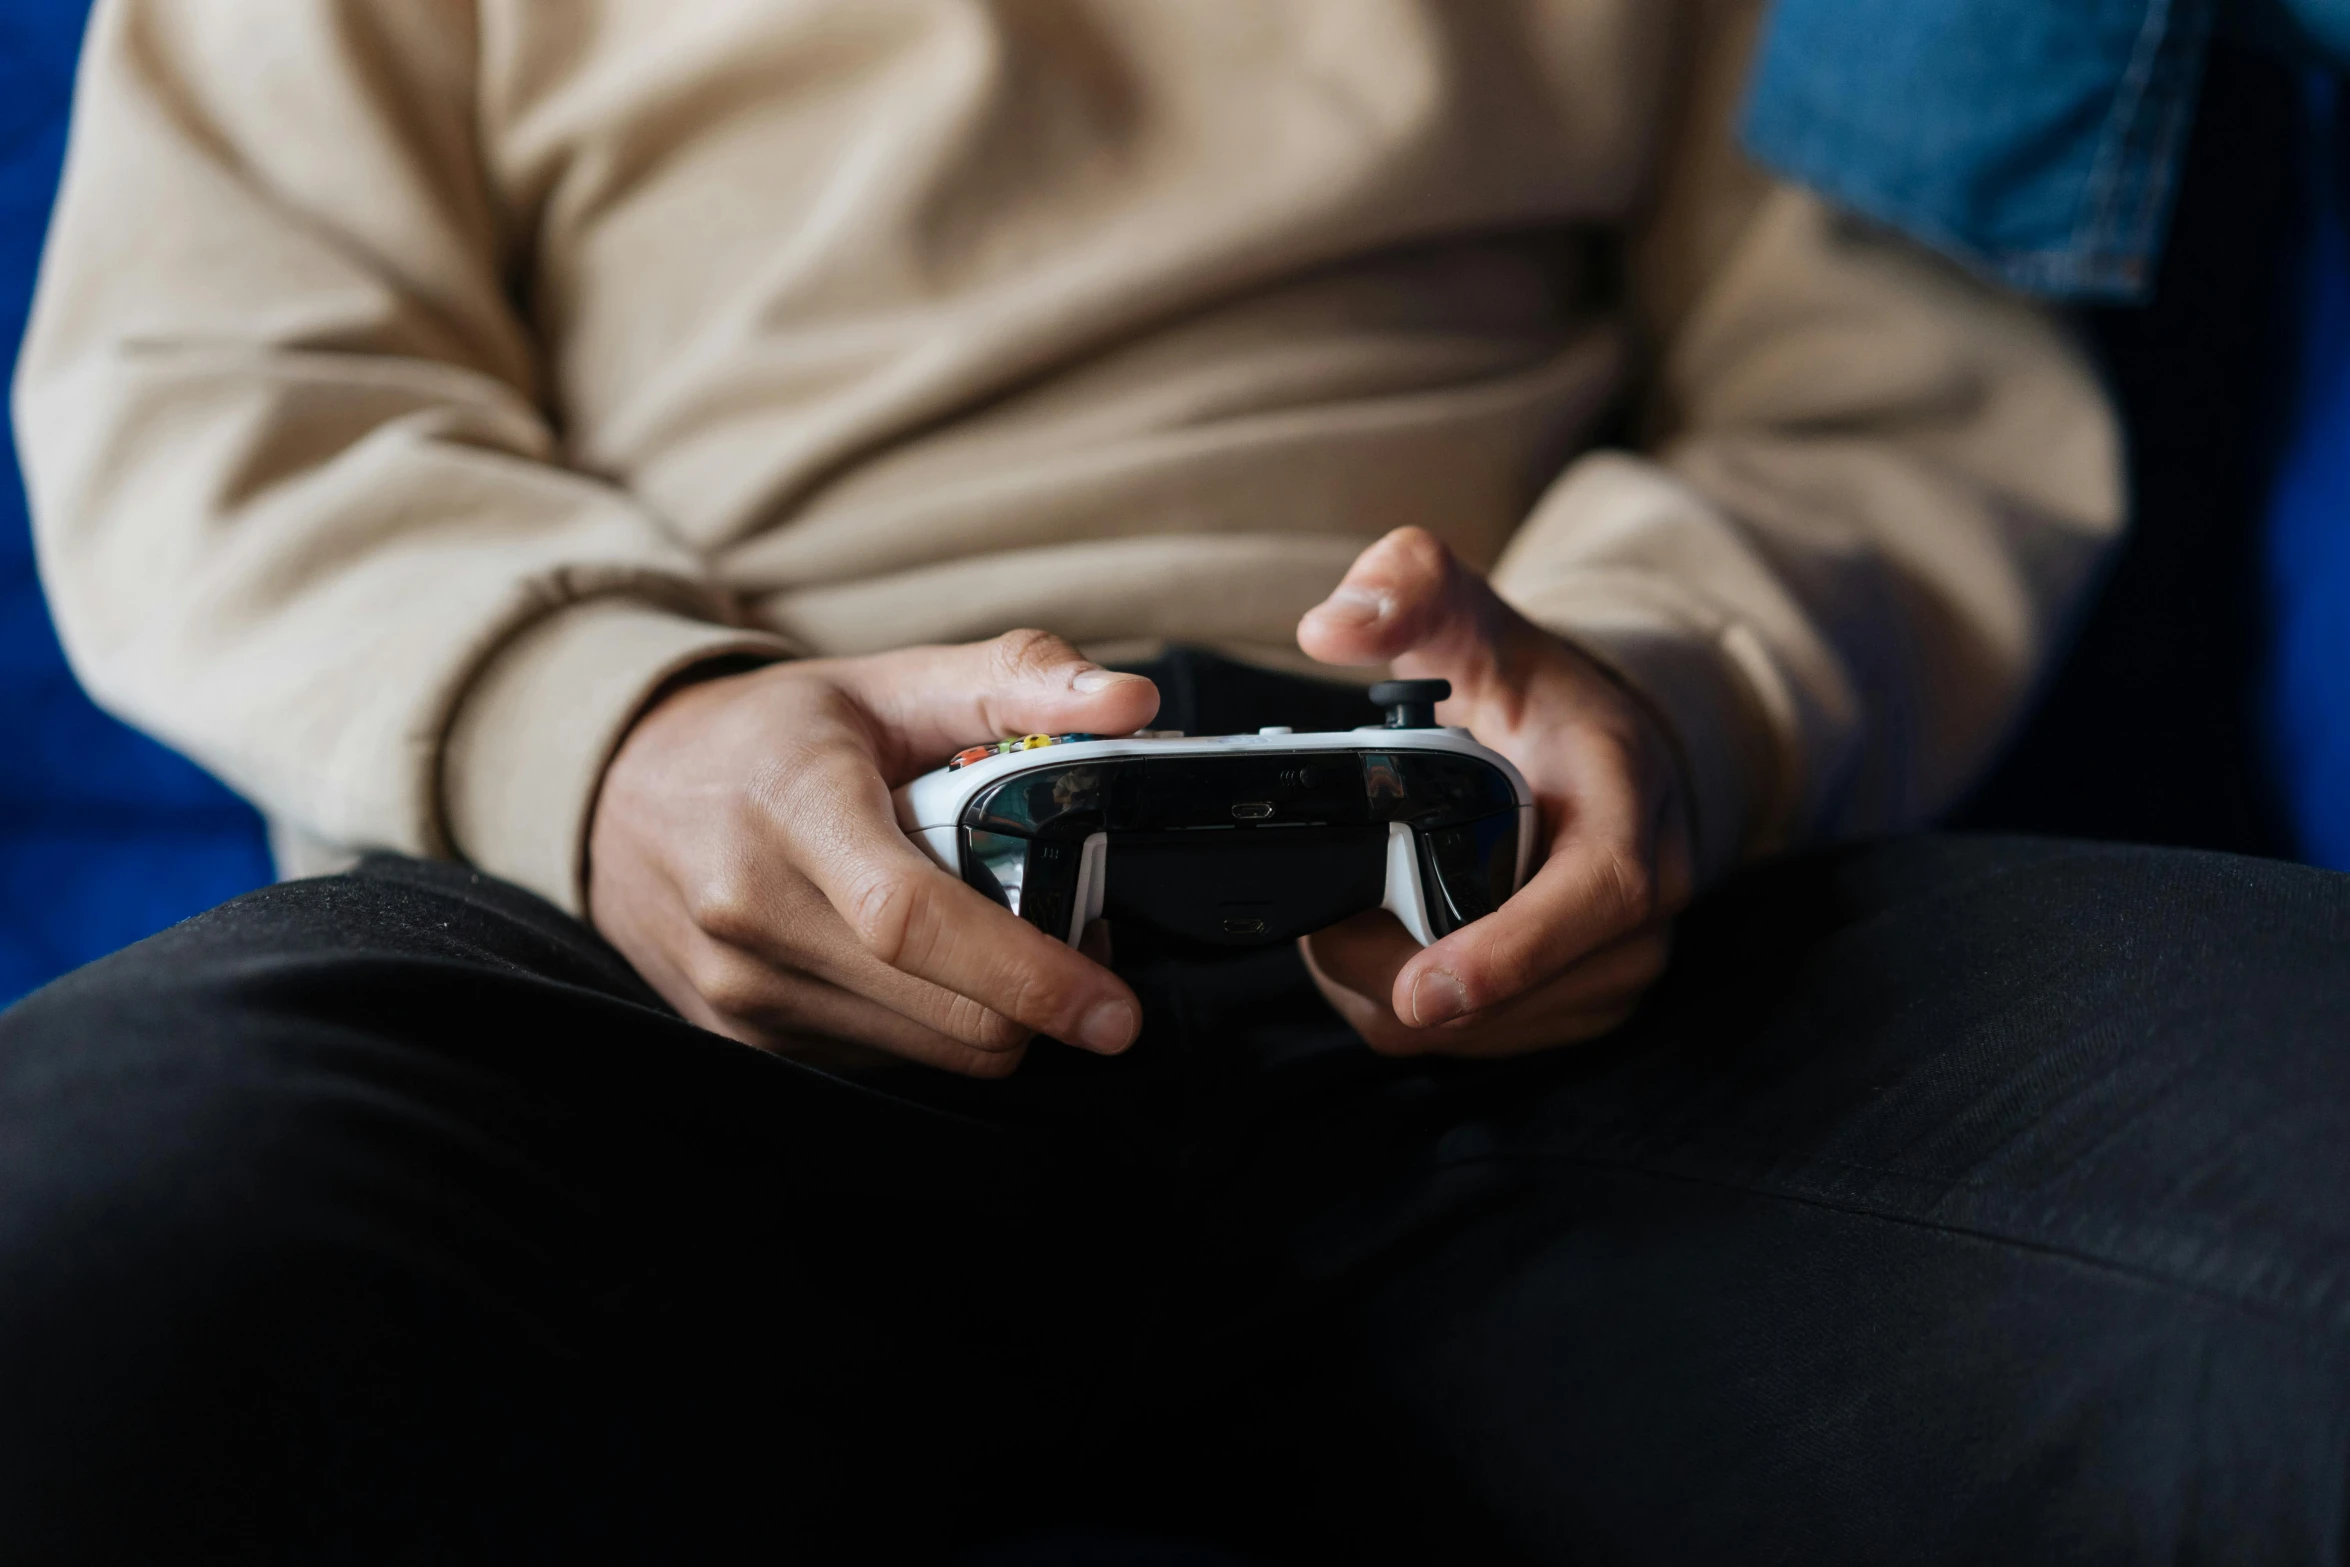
[442,600,792,915]
[1493,468,1805,886]
[1517,583,1795,886]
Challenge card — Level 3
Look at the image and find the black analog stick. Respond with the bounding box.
[1369,679,1451,729]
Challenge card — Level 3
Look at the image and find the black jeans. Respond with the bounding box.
[4,687,2349,1565]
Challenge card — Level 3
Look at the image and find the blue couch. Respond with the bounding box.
[2,17,2341,1010]
[2268,77,2350,873]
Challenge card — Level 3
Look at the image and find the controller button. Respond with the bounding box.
[1370,679,1452,729]
[943,732,1100,773]
[1257,726,1294,736]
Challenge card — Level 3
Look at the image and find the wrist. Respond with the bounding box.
[443,602,791,915]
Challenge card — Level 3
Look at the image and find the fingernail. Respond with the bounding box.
[1076,998,1139,1054]
[1308,586,1389,628]
[1407,969,1470,1028]
[1071,667,1132,695]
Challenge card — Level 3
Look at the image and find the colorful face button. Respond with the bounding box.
[945,734,1098,771]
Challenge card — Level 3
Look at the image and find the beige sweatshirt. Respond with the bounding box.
[14,0,2122,917]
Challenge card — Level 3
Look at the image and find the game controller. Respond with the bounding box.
[893,680,1535,949]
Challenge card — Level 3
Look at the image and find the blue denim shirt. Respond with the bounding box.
[1743,0,2350,301]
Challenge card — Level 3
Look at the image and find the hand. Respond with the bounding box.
[1296,527,1695,1056]
[587,631,1162,1077]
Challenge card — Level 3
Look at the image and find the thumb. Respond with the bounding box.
[1297,527,1517,684]
[850,629,1161,776]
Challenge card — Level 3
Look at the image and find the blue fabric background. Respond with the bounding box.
[2,0,271,1007]
[2266,78,2350,870]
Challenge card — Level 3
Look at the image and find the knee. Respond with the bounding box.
[0,984,598,1556]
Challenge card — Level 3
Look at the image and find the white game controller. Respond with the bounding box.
[893,681,1534,949]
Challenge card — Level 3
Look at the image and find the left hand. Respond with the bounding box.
[1296,527,1696,1056]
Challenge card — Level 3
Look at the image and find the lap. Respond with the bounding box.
[4,838,2347,1562]
[1518,835,2350,1280]
[1290,837,2350,1562]
[0,858,1134,1560]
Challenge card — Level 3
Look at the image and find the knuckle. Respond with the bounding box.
[683,863,764,946]
[845,870,925,967]
[996,962,1075,1035]
[1384,525,1450,574]
[989,627,1074,680]
[686,947,775,1021]
[1460,930,1538,997]
[1376,528,1452,599]
[941,991,1031,1053]
[1469,956,1535,1011]
[767,748,871,823]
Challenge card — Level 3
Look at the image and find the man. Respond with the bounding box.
[6,2,2347,1561]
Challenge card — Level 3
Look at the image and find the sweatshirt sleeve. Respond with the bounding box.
[1489,0,2126,884]
[10,0,790,914]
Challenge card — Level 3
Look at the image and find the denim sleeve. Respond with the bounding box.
[1741,0,2217,302]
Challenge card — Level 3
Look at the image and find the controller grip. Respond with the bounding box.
[960,828,1106,945]
[1383,813,1522,944]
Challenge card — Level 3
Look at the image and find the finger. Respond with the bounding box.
[676,935,1035,1079]
[773,750,1145,1055]
[1299,909,1437,1015]
[596,882,1027,1073]
[837,629,1161,777]
[1339,995,1639,1058]
[1392,825,1661,1027]
[1297,526,1525,677]
[679,844,1042,1054]
[1385,715,1662,1023]
[1306,930,1654,1066]
[1305,909,1666,1024]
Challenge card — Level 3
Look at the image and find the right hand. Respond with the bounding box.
[587,630,1162,1077]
